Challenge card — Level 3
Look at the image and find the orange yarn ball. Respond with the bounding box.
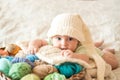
[5,44,21,56]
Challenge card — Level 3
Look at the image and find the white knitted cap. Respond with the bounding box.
[47,13,85,42]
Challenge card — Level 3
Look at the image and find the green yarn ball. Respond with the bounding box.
[9,62,32,80]
[0,58,12,76]
[44,72,66,80]
[21,73,40,80]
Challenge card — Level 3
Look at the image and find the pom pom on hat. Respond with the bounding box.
[9,62,31,80]
[21,74,40,80]
[47,13,85,42]
[0,58,12,76]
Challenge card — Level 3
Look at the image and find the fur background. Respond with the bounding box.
[0,0,120,79]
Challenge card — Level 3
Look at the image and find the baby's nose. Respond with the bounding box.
[61,40,68,50]
[61,40,67,46]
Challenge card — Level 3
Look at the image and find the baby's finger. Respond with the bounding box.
[33,48,39,53]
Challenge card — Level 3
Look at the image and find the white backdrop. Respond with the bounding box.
[0,0,120,51]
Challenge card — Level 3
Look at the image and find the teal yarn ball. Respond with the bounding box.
[26,54,39,62]
[55,62,83,78]
[44,72,66,80]
[0,58,12,76]
[9,62,32,80]
[21,73,40,80]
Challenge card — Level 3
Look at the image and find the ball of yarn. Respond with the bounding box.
[21,73,40,80]
[55,62,83,78]
[44,72,66,80]
[0,58,12,76]
[5,44,21,56]
[11,57,34,68]
[32,64,58,79]
[9,62,31,80]
[26,54,39,62]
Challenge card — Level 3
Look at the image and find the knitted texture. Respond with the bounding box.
[21,73,40,80]
[47,13,85,42]
[36,45,91,68]
[9,62,31,80]
[36,44,116,80]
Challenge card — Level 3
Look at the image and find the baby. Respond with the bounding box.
[27,13,118,70]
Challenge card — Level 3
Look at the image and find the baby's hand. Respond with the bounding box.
[27,45,39,54]
[60,50,74,57]
[27,39,42,54]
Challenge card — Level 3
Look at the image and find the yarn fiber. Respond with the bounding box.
[26,54,39,62]
[0,58,12,76]
[11,57,34,68]
[5,56,14,61]
[55,62,83,78]
[32,64,58,79]
[44,72,66,80]
[21,73,40,80]
[9,62,31,80]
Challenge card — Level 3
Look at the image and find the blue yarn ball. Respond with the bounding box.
[11,57,34,68]
[5,56,14,61]
[55,62,83,78]
[26,54,39,62]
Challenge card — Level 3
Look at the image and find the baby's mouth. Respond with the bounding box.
[61,48,68,50]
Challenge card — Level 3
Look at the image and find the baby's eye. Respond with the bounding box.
[68,37,73,41]
[57,37,61,40]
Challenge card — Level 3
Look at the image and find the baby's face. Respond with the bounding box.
[51,35,79,51]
